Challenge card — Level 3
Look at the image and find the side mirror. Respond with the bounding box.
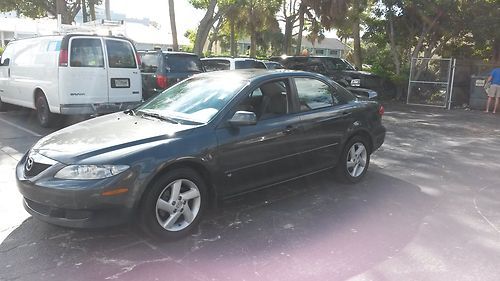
[1,58,9,66]
[228,111,257,126]
[367,90,378,100]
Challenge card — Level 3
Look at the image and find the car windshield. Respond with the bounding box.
[136,75,246,124]
[323,58,356,71]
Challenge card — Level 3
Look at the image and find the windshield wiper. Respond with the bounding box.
[138,110,179,124]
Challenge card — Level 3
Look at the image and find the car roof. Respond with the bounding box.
[194,69,322,82]
[138,50,198,56]
[201,57,262,62]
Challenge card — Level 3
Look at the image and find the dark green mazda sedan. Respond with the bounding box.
[16,70,385,239]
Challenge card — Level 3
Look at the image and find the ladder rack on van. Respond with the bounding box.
[56,19,127,37]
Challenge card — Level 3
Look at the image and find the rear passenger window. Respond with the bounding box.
[165,55,202,72]
[295,78,337,111]
[106,40,137,68]
[203,60,230,71]
[70,38,104,67]
[235,60,266,69]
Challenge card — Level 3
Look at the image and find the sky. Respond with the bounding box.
[106,0,204,36]
[104,0,338,39]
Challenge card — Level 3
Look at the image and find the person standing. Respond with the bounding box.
[485,67,500,113]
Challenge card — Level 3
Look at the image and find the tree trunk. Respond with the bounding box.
[352,16,362,70]
[387,10,403,100]
[296,5,305,55]
[283,18,293,55]
[168,0,179,51]
[230,18,236,57]
[105,0,111,20]
[193,0,217,56]
[89,0,96,21]
[250,31,257,58]
[82,0,87,22]
[56,0,70,24]
[493,37,500,63]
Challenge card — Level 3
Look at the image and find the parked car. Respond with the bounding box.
[270,56,396,99]
[201,57,266,71]
[262,60,285,70]
[16,69,385,239]
[139,50,203,100]
[0,34,142,127]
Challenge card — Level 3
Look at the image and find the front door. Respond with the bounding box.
[215,78,303,197]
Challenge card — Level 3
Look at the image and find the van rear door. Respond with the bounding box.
[59,36,108,107]
[104,39,141,103]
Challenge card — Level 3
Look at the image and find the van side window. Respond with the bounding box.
[106,40,137,68]
[70,38,104,68]
[1,44,14,66]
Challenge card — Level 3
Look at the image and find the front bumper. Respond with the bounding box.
[16,154,139,228]
[372,125,386,152]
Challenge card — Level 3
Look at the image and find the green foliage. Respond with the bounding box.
[0,47,4,56]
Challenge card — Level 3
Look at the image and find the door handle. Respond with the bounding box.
[7,68,10,78]
[283,125,298,135]
[342,111,352,117]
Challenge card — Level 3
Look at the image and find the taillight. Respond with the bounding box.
[156,74,168,89]
[378,105,385,116]
[136,52,141,67]
[59,49,68,67]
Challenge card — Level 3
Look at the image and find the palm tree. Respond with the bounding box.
[168,0,179,51]
[105,0,110,20]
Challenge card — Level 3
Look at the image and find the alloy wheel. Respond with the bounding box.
[155,179,201,232]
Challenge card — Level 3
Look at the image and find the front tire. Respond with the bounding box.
[35,94,56,128]
[139,168,208,240]
[0,96,7,112]
[337,136,370,183]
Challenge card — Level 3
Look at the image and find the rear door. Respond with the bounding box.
[164,54,203,86]
[60,36,108,105]
[104,38,141,103]
[293,76,356,173]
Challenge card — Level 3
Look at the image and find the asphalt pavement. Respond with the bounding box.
[1,104,500,281]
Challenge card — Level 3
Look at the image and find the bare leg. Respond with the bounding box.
[494,97,499,113]
[485,97,492,112]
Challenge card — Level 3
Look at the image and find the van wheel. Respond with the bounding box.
[0,97,7,112]
[139,168,208,240]
[336,135,370,183]
[35,94,56,128]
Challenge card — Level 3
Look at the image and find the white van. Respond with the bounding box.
[0,34,142,127]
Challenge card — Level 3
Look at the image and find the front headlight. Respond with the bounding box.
[350,79,361,87]
[54,165,129,180]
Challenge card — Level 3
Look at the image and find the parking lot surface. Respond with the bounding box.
[1,104,500,281]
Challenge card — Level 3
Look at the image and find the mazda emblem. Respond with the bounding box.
[25,157,34,172]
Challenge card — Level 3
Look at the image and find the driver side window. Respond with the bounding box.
[233,79,291,121]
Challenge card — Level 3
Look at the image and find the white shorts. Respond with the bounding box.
[487,84,500,98]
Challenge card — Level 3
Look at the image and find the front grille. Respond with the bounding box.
[25,162,51,177]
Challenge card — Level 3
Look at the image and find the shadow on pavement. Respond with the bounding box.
[0,169,430,281]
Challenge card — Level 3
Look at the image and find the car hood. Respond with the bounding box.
[32,112,199,163]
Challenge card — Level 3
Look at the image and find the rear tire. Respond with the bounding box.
[139,168,208,240]
[336,135,370,183]
[35,93,57,128]
[0,96,7,112]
